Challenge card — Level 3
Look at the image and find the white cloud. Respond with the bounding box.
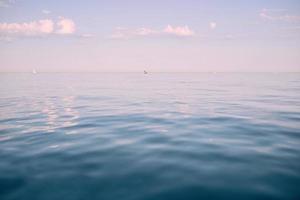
[110,25,195,39]
[56,17,76,34]
[210,22,217,30]
[260,9,300,22]
[0,17,76,40]
[163,25,195,36]
[0,19,54,36]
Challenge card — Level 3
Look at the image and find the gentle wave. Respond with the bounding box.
[0,73,300,200]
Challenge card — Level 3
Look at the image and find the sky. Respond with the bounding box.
[0,0,300,72]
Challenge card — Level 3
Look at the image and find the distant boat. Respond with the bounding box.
[32,69,37,74]
[144,70,148,74]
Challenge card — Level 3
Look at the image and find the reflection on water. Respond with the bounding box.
[39,95,80,134]
[0,73,300,200]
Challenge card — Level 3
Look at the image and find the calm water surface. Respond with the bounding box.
[0,73,300,200]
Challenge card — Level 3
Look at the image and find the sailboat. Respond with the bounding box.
[32,69,37,74]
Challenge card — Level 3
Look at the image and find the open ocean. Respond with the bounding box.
[0,73,300,200]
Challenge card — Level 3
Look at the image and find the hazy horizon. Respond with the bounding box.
[1,0,300,72]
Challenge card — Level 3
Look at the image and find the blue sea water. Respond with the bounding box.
[0,73,300,200]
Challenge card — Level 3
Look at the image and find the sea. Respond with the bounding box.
[0,73,299,200]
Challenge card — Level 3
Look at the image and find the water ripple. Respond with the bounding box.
[0,73,300,200]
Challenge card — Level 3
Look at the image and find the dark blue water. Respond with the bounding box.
[0,73,300,200]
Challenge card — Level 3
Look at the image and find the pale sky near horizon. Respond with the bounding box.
[0,0,300,72]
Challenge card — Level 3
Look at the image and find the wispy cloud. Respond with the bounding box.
[110,27,158,39]
[0,19,54,36]
[209,22,217,30]
[42,9,51,15]
[0,0,15,7]
[80,33,94,38]
[110,25,195,39]
[259,9,300,23]
[0,17,76,39]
